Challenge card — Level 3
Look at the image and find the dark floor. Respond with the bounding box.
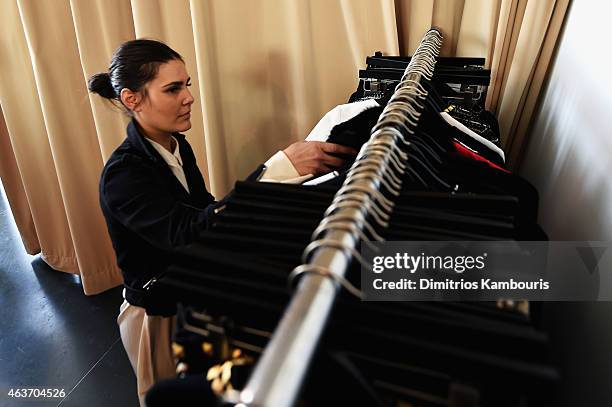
[0,186,138,406]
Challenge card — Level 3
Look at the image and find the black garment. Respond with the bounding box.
[327,105,383,150]
[145,374,216,407]
[99,119,215,310]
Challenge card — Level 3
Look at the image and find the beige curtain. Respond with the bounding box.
[0,104,39,254]
[0,0,568,295]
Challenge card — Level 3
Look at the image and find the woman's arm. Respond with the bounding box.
[283,141,357,175]
[260,141,357,183]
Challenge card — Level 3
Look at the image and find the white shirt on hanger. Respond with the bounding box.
[439,112,505,163]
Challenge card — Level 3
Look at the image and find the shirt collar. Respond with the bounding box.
[145,136,183,167]
[126,119,185,164]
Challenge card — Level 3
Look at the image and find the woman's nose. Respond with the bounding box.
[183,87,194,105]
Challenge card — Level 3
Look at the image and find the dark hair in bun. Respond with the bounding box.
[87,72,116,99]
[87,39,183,112]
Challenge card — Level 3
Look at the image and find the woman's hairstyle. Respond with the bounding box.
[88,39,183,112]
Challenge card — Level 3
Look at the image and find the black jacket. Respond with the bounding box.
[99,120,215,309]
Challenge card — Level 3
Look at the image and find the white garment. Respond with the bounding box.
[117,300,176,407]
[439,112,505,163]
[260,150,313,184]
[306,99,380,142]
[146,136,190,193]
[302,170,340,186]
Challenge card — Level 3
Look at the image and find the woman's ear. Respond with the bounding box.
[120,88,142,112]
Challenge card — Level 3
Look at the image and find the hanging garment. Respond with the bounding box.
[440,112,505,162]
[305,99,380,141]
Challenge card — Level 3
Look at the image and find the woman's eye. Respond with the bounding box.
[166,81,190,93]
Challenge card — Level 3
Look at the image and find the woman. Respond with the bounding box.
[88,39,355,404]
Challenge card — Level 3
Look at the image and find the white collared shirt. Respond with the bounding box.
[145,136,190,193]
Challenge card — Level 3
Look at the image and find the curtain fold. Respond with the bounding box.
[0,0,569,295]
[12,0,123,293]
[499,0,571,168]
[188,0,398,194]
[0,105,40,254]
[0,0,80,276]
[70,0,135,160]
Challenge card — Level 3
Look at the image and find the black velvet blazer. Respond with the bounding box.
[99,120,215,308]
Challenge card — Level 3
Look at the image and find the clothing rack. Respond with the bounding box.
[231,28,444,407]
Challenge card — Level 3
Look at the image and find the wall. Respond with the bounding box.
[520,0,612,405]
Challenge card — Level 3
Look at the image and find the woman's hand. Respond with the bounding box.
[283,141,357,176]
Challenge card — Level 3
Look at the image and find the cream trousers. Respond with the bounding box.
[117,299,176,407]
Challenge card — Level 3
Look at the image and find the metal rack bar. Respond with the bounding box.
[232,28,443,407]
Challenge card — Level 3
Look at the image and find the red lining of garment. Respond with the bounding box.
[452,140,511,174]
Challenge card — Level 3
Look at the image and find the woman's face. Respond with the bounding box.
[133,59,194,135]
